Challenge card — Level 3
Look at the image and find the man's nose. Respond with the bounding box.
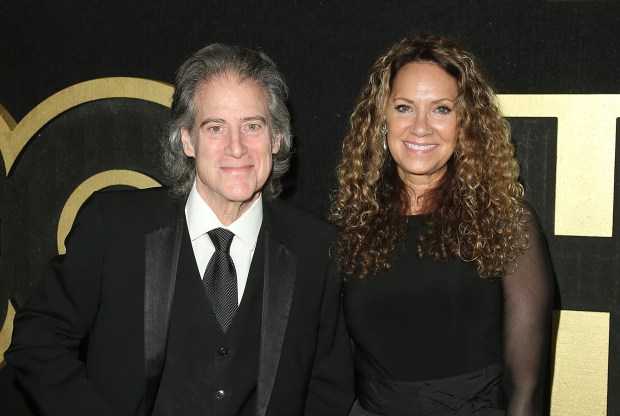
[226,130,248,158]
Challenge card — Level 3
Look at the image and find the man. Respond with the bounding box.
[6,44,354,415]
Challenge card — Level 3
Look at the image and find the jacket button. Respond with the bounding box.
[219,347,228,356]
[216,389,225,399]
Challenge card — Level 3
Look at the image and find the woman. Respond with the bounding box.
[331,34,554,415]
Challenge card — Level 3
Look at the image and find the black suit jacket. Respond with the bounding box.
[7,187,354,416]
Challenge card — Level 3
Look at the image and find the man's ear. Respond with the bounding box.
[180,128,195,157]
[271,132,281,154]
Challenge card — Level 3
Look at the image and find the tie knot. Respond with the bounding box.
[208,228,235,252]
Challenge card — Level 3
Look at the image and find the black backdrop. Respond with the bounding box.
[1,0,619,414]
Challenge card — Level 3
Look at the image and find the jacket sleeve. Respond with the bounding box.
[5,195,118,416]
[304,257,355,416]
[502,206,554,416]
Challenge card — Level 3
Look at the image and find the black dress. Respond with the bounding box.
[343,211,554,415]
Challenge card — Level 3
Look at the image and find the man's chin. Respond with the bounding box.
[223,189,261,205]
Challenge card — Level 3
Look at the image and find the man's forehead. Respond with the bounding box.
[197,72,265,93]
[195,76,266,100]
[192,76,269,124]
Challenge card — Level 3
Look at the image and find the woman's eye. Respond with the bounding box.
[436,105,452,115]
[395,104,411,113]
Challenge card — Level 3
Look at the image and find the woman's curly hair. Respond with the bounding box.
[331,34,529,279]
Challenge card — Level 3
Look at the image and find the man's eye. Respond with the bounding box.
[246,123,263,132]
[209,125,222,133]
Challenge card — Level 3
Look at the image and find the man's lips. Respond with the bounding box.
[220,165,253,173]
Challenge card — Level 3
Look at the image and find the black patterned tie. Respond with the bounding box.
[203,228,238,332]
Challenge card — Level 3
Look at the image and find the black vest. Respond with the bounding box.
[153,228,265,415]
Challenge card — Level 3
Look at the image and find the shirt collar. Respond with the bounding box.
[185,182,263,250]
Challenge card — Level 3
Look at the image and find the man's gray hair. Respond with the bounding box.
[161,43,293,199]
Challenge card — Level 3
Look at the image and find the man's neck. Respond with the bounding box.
[202,194,261,226]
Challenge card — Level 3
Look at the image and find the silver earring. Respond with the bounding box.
[381,123,387,150]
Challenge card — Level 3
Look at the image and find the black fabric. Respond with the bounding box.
[343,207,553,414]
[500,208,554,415]
[144,218,184,416]
[255,229,298,415]
[0,366,36,416]
[354,364,503,416]
[5,188,355,416]
[153,227,263,415]
[344,215,503,382]
[203,228,238,333]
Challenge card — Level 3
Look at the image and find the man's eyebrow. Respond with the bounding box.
[241,115,267,123]
[199,117,225,128]
[198,116,267,128]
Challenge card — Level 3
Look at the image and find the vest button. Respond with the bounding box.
[219,347,228,356]
[216,389,225,399]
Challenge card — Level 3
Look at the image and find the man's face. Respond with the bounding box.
[181,75,280,215]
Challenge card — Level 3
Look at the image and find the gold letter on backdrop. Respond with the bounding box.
[0,78,172,365]
[550,310,610,416]
[499,95,619,237]
[57,170,161,254]
[0,77,173,175]
[0,301,16,366]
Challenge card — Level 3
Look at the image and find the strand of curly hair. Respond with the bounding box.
[331,34,529,280]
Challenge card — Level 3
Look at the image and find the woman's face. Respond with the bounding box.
[386,62,458,193]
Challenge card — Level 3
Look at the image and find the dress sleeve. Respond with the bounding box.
[502,205,554,416]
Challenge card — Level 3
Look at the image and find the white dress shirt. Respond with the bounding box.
[184,182,263,304]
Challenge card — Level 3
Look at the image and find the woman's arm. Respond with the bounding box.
[502,206,555,416]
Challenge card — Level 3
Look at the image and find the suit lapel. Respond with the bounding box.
[144,202,185,416]
[256,205,298,416]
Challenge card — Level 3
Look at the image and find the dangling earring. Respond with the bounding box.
[381,122,388,150]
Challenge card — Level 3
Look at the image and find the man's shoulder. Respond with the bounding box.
[78,186,183,224]
[87,186,176,209]
[264,199,336,238]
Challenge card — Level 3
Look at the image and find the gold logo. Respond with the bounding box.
[0,77,172,363]
[499,94,619,237]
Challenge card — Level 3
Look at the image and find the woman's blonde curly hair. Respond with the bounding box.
[331,33,529,279]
